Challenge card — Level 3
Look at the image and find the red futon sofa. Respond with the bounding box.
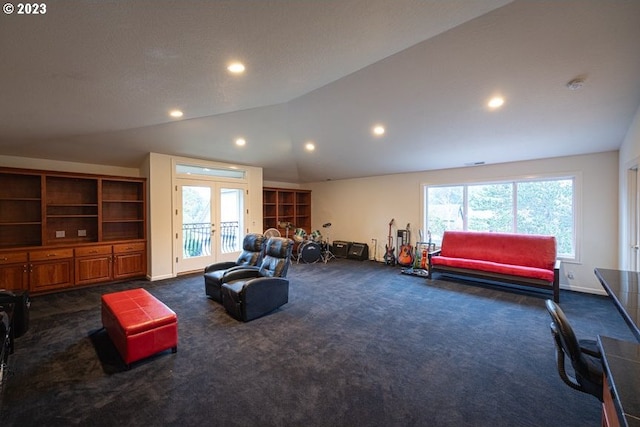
[428,231,560,302]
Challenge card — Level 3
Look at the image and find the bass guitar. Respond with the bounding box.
[384,218,396,265]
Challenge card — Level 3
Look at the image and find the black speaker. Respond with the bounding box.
[347,242,369,261]
[332,241,351,258]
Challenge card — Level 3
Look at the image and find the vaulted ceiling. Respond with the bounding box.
[1,0,639,182]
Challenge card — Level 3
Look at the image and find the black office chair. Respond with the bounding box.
[545,299,603,401]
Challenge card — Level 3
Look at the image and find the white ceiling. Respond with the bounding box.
[1,0,639,183]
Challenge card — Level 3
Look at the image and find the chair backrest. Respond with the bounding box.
[545,299,591,378]
[546,300,602,394]
[236,233,266,266]
[258,237,294,278]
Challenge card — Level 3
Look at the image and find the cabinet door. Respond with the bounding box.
[75,256,112,285]
[0,263,29,291]
[29,248,74,292]
[74,245,113,285]
[30,259,74,292]
[113,251,145,279]
[113,242,146,279]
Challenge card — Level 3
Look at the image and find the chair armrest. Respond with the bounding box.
[554,259,562,271]
[221,267,263,283]
[243,276,288,291]
[204,261,237,274]
[427,249,441,279]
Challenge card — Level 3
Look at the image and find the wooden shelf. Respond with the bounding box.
[0,167,147,294]
[263,188,311,236]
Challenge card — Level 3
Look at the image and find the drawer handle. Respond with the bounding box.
[0,257,7,261]
[89,250,98,254]
[126,247,133,250]
[47,253,57,257]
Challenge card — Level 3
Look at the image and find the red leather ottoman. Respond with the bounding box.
[101,288,177,369]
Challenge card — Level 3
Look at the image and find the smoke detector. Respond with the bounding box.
[566,78,586,91]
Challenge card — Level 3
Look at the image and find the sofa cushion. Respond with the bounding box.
[439,231,556,271]
[432,256,555,282]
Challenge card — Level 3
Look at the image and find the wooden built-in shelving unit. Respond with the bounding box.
[263,187,311,237]
[0,167,147,294]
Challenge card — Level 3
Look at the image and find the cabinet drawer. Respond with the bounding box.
[29,248,74,261]
[113,242,145,254]
[75,245,112,257]
[0,251,28,265]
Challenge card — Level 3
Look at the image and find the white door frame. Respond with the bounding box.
[627,165,639,271]
[174,178,247,274]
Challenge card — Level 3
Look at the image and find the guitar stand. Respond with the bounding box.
[400,241,431,277]
[400,267,429,277]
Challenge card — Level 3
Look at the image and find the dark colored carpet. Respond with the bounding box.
[0,259,635,426]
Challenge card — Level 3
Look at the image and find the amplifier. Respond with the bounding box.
[332,241,351,258]
[347,242,369,261]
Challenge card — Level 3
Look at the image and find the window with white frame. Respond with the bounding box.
[423,176,576,260]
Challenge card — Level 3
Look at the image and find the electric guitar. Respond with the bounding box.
[397,223,414,266]
[424,230,432,269]
[413,230,424,269]
[384,218,396,265]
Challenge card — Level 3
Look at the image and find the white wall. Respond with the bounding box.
[618,104,640,270]
[308,151,618,295]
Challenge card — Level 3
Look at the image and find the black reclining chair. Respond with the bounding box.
[545,299,603,401]
[204,233,265,302]
[220,237,294,322]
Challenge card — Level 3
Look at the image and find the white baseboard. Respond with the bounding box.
[560,283,607,296]
[148,273,176,281]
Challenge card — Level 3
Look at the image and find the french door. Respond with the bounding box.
[175,179,247,274]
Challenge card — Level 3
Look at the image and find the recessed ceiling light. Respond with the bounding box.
[373,125,385,136]
[227,62,245,74]
[235,138,246,146]
[305,142,315,151]
[169,109,183,118]
[487,97,505,109]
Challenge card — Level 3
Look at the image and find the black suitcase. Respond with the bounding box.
[0,290,30,338]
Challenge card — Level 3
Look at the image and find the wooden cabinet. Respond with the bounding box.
[29,248,74,292]
[263,188,311,236]
[74,243,147,285]
[75,245,113,286]
[0,252,29,291]
[0,167,147,294]
[113,242,146,280]
[602,375,621,427]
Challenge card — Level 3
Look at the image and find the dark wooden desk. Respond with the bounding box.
[598,336,640,427]
[594,268,640,342]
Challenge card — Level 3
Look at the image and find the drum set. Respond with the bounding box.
[266,222,335,264]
